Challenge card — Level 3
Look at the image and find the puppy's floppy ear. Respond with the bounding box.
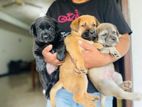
[112,24,121,37]
[116,30,121,38]
[95,18,100,27]
[51,17,59,32]
[70,17,80,31]
[95,27,100,41]
[52,18,59,32]
[46,16,59,32]
[30,22,37,37]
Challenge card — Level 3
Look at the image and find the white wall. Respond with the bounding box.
[129,0,142,107]
[0,0,54,75]
[0,29,34,75]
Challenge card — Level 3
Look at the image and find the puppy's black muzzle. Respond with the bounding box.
[41,32,54,43]
[82,30,96,41]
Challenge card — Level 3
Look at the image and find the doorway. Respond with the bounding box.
[115,0,133,107]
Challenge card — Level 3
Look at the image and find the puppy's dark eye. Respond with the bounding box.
[112,31,117,35]
[81,23,86,27]
[102,33,107,37]
[92,23,96,27]
[39,25,44,30]
[39,24,51,30]
[46,25,51,29]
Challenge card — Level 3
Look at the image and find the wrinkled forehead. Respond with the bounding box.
[36,18,55,27]
[79,17,97,24]
[98,30,108,35]
[107,27,117,33]
[99,24,117,31]
[108,25,117,32]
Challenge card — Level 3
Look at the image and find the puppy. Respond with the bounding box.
[88,23,142,107]
[31,16,66,63]
[95,23,121,58]
[50,15,100,107]
[31,16,66,96]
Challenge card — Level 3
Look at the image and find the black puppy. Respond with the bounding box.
[31,16,66,62]
[31,16,66,97]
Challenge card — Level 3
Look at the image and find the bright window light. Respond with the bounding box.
[39,8,47,17]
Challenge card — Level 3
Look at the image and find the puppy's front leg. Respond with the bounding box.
[64,35,87,73]
[100,47,110,54]
[109,47,121,58]
[100,47,121,59]
[56,44,66,61]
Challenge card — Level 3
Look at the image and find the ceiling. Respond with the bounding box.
[0,0,54,34]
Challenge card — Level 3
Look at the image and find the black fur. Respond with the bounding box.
[30,16,66,97]
[31,16,66,61]
[81,30,97,41]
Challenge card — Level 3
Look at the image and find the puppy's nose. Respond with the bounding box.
[89,30,96,37]
[44,32,48,35]
[90,30,96,35]
[43,35,49,40]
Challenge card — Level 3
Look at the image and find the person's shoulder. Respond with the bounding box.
[105,0,117,5]
[94,0,107,6]
[96,0,117,8]
[52,0,66,4]
[48,0,62,9]
[50,1,58,6]
[50,0,66,6]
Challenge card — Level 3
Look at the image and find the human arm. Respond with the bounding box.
[79,33,130,69]
[80,0,132,69]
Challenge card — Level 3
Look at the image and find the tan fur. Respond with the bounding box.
[50,15,100,107]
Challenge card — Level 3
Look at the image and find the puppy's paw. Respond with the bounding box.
[85,101,96,107]
[100,48,110,54]
[56,53,65,61]
[91,96,99,101]
[85,93,99,101]
[120,81,132,91]
[133,93,142,100]
[109,47,121,58]
[76,62,88,74]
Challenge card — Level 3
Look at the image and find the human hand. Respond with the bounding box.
[42,45,62,66]
[79,40,114,68]
[46,63,58,75]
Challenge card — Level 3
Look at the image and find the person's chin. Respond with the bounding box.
[72,0,89,4]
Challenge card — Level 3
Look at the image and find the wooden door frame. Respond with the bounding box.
[121,0,133,107]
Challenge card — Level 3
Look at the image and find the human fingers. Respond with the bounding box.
[42,45,53,56]
[52,53,62,65]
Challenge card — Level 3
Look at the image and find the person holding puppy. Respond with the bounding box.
[40,0,132,107]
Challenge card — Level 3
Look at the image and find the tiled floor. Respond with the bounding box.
[0,73,46,107]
